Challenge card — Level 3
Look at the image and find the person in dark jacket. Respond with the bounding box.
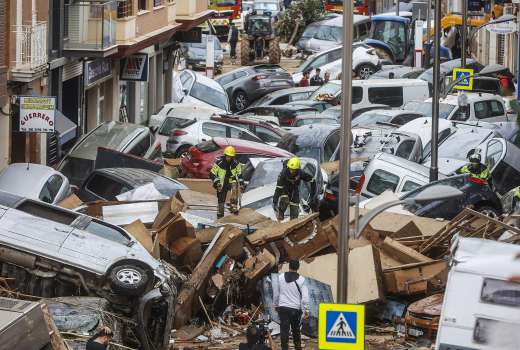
[86,327,113,350]
[228,22,239,60]
[310,68,324,86]
[273,157,315,221]
[210,146,244,218]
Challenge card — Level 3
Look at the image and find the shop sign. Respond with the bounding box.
[120,54,149,81]
[85,58,112,88]
[19,96,56,133]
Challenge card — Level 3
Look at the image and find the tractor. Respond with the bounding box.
[240,11,281,65]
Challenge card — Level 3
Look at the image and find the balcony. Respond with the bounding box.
[11,22,48,82]
[64,1,118,57]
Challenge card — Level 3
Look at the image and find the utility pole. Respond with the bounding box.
[337,2,354,303]
[396,0,400,16]
[430,0,441,182]
[461,0,467,66]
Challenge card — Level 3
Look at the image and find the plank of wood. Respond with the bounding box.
[246,213,319,246]
[347,245,385,304]
[380,237,433,264]
[41,303,68,350]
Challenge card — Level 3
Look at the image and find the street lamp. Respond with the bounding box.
[353,185,464,239]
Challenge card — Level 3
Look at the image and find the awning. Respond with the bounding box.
[55,110,77,144]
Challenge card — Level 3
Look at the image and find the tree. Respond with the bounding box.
[276,0,326,44]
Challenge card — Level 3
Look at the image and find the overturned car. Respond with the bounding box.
[0,191,175,350]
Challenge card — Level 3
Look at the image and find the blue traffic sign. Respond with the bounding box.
[319,303,365,350]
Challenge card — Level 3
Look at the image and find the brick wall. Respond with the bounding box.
[0,0,7,106]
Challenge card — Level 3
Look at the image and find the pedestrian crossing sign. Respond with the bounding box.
[453,68,474,91]
[318,303,365,350]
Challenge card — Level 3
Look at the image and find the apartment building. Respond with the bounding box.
[0,0,214,169]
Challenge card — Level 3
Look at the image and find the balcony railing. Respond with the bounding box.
[12,22,48,70]
[64,0,117,52]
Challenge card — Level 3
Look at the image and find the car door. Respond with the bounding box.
[323,130,340,162]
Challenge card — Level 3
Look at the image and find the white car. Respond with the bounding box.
[151,70,231,129]
[0,163,70,204]
[165,119,264,157]
[292,44,385,83]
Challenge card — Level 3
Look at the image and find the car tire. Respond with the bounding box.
[233,91,249,111]
[174,145,192,159]
[109,264,149,297]
[475,205,500,219]
[240,36,250,66]
[356,63,377,80]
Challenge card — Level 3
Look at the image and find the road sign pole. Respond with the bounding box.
[430,0,441,182]
[461,0,467,66]
[337,0,355,304]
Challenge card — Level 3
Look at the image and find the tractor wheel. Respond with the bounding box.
[240,36,250,66]
[268,37,281,64]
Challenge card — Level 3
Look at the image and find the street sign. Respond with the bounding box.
[319,303,365,350]
[19,96,56,133]
[452,68,474,91]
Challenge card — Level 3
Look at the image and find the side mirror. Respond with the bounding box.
[70,185,79,194]
[150,126,158,134]
[183,88,189,96]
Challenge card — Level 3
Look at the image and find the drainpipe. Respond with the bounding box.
[16,0,22,66]
[32,0,37,27]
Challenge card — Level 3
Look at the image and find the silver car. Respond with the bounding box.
[0,190,174,350]
[182,35,224,72]
[57,121,161,186]
[0,163,70,204]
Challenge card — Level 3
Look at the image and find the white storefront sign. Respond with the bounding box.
[19,96,56,133]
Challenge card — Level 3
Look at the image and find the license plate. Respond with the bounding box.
[408,328,424,337]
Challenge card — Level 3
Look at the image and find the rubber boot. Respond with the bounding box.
[217,202,225,219]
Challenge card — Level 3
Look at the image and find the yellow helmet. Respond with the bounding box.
[224,146,236,157]
[287,157,301,170]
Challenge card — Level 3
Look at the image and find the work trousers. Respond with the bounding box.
[230,40,237,59]
[277,307,302,350]
[277,195,300,220]
[217,182,239,218]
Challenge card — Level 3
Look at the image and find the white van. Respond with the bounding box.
[436,237,520,350]
[310,79,430,109]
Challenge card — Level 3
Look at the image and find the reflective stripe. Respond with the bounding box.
[515,186,520,198]
[289,202,299,206]
[460,165,490,180]
[276,186,284,189]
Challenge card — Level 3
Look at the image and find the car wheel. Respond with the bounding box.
[356,63,377,80]
[475,205,500,219]
[174,145,192,159]
[109,264,149,297]
[234,91,248,111]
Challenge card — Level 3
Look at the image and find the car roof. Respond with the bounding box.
[93,167,177,188]
[213,137,294,156]
[322,14,369,27]
[262,86,318,98]
[246,105,318,112]
[362,109,422,117]
[0,163,61,199]
[371,14,411,24]
[353,78,428,87]
[373,152,432,179]
[191,69,223,91]
[426,92,503,105]
[288,124,340,145]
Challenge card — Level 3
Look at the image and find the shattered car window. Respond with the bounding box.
[158,117,196,136]
[310,82,341,100]
[190,82,229,111]
[410,101,456,119]
[366,169,399,195]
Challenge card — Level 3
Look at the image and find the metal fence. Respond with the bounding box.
[12,21,48,70]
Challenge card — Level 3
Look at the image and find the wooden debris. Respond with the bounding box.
[347,245,385,304]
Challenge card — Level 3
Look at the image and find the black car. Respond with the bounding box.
[238,105,320,126]
[216,64,294,112]
[402,174,503,219]
[277,124,340,163]
[78,167,187,202]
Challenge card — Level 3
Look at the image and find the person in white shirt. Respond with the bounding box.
[273,259,309,350]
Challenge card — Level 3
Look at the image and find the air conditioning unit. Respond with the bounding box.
[0,297,50,350]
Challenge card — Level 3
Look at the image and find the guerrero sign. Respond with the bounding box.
[19,96,57,133]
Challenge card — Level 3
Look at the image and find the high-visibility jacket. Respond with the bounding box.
[458,164,491,181]
[209,156,242,187]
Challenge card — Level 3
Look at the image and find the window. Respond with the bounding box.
[17,201,77,225]
[391,113,420,125]
[128,134,151,157]
[308,54,328,71]
[485,140,504,170]
[395,139,416,159]
[256,127,281,143]
[39,175,64,203]
[289,92,310,102]
[117,0,133,18]
[474,101,490,119]
[328,48,342,62]
[190,82,229,111]
[84,220,130,245]
[356,22,369,38]
[272,96,290,105]
[352,87,363,104]
[229,126,259,142]
[473,318,518,345]
[488,100,505,117]
[402,180,421,192]
[180,71,193,86]
[86,174,130,201]
[366,170,399,195]
[368,87,403,107]
[158,117,196,136]
[202,122,227,138]
[323,131,340,162]
[153,0,164,6]
[138,0,147,11]
[481,278,520,307]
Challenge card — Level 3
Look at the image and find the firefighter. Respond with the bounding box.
[512,186,520,213]
[457,152,491,186]
[273,157,315,221]
[210,146,244,218]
